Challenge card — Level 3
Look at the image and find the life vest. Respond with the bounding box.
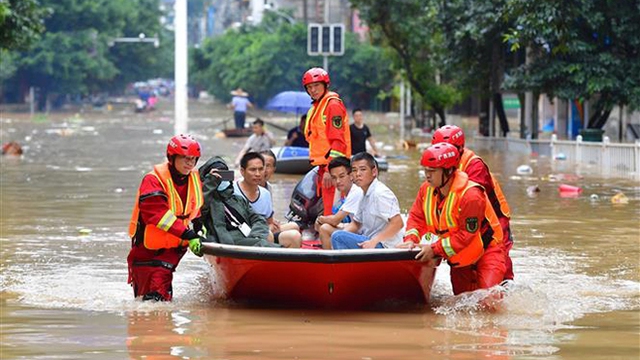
[422,171,503,267]
[459,149,511,218]
[128,163,203,250]
[304,91,351,166]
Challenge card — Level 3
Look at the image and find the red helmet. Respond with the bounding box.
[432,125,465,149]
[302,67,330,87]
[421,143,460,169]
[167,134,201,158]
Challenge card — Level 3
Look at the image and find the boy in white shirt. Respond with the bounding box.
[315,157,363,249]
[331,152,404,249]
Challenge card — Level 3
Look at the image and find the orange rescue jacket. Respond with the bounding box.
[459,148,511,218]
[304,91,351,166]
[128,163,203,250]
[419,171,502,267]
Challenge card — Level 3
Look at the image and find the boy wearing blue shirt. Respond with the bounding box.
[315,157,363,249]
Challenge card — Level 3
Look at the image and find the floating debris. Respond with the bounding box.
[526,185,541,198]
[558,184,582,198]
[517,165,533,175]
[611,192,629,204]
[554,153,567,160]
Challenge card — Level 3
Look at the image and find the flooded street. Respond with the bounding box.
[1,101,639,359]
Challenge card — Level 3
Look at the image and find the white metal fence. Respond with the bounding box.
[471,135,640,180]
[550,134,640,180]
[472,137,553,157]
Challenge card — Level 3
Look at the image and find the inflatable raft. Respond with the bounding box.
[202,243,435,309]
[273,146,389,174]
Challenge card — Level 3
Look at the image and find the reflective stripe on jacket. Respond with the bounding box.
[422,171,503,267]
[128,163,203,250]
[304,91,351,166]
[459,149,511,218]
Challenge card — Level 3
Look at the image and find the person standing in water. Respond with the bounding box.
[228,88,253,130]
[127,134,205,301]
[400,143,506,296]
[432,125,514,281]
[350,108,380,157]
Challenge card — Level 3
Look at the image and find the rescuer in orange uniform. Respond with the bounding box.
[127,134,205,301]
[432,125,514,280]
[400,143,506,295]
[302,67,351,216]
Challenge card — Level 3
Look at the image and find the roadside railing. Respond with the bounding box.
[472,136,553,157]
[471,134,640,180]
[550,134,640,180]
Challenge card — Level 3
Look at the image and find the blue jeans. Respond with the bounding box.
[331,230,384,249]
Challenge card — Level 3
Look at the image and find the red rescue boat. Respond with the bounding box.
[202,243,436,310]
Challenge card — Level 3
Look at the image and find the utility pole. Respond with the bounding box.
[174,0,188,135]
[523,47,533,139]
[400,80,406,143]
[323,0,329,72]
[303,0,308,24]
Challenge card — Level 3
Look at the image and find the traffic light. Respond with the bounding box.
[331,24,344,55]
[308,24,320,55]
[321,25,331,53]
[307,23,345,56]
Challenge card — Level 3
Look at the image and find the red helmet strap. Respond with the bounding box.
[436,168,456,194]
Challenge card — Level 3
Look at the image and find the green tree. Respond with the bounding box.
[0,0,50,51]
[106,0,172,91]
[7,0,170,108]
[350,0,461,126]
[438,0,520,136]
[190,13,394,108]
[504,0,640,128]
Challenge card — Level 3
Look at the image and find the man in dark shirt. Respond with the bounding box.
[285,114,309,148]
[349,108,379,156]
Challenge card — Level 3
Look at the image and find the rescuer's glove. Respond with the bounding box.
[188,238,203,257]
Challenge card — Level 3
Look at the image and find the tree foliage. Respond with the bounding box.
[4,0,171,106]
[350,0,462,125]
[353,0,639,129]
[190,13,394,107]
[503,0,640,128]
[0,0,50,51]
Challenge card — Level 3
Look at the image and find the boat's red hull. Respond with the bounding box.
[202,244,436,309]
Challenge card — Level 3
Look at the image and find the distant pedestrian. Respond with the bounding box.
[285,114,310,148]
[234,118,276,167]
[350,108,380,157]
[228,88,253,129]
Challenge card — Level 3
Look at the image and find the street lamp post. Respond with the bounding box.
[174,0,188,135]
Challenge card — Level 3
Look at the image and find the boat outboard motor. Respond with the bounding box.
[287,166,324,226]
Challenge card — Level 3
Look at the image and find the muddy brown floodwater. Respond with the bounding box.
[1,101,638,359]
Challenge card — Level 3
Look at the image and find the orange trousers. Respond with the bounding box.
[450,245,506,295]
[317,165,336,216]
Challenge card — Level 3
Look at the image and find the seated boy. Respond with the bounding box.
[331,152,404,249]
[315,157,363,249]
